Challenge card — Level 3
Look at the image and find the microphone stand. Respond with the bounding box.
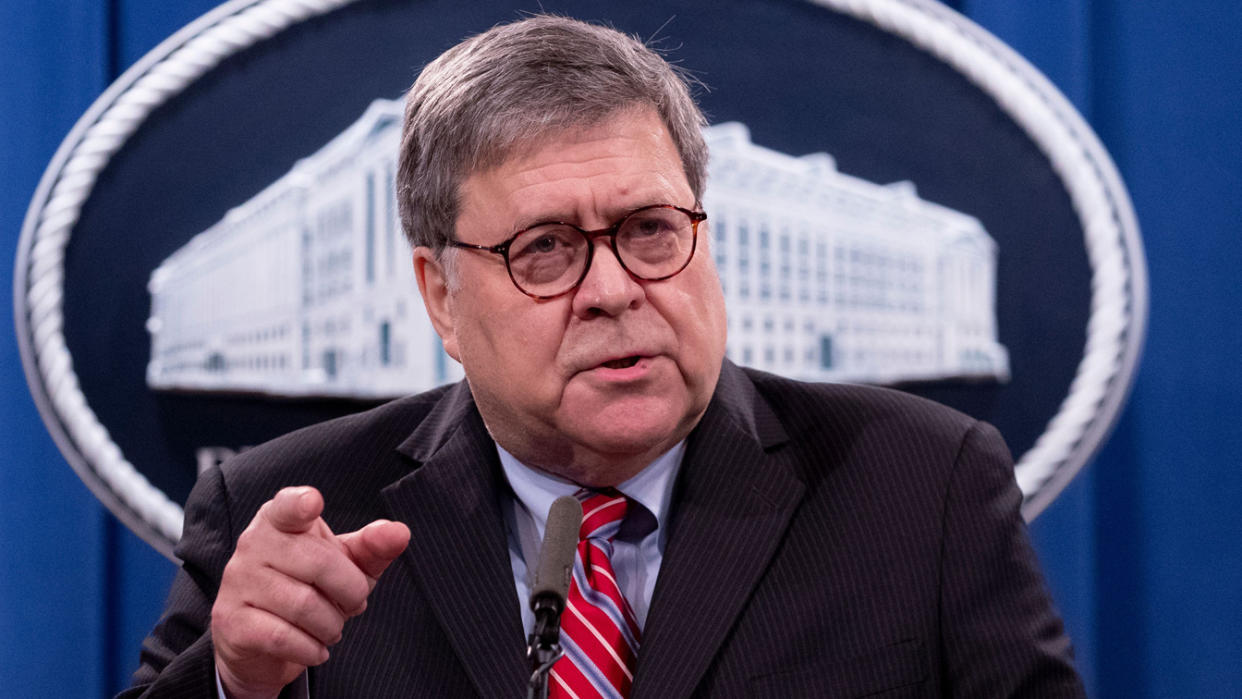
[526,597,565,699]
[525,495,580,698]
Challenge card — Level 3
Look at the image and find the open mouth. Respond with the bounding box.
[601,356,642,370]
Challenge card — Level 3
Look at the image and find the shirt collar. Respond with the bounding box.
[497,441,685,542]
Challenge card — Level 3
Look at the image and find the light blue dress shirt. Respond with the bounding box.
[497,441,685,635]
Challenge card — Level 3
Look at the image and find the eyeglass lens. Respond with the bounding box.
[507,206,696,296]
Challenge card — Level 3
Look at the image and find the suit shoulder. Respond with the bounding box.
[737,368,1014,524]
[215,384,454,499]
[742,366,978,439]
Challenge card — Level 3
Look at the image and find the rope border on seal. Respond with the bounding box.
[808,0,1147,518]
[14,0,356,559]
[14,0,1147,559]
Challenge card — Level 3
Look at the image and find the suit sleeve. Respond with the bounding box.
[939,421,1086,698]
[116,465,234,698]
[116,466,309,699]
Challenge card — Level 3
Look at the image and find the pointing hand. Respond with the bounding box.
[211,487,410,699]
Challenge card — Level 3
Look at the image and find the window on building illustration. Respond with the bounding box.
[714,216,727,269]
[758,223,771,299]
[798,237,810,301]
[325,349,338,379]
[386,167,396,278]
[434,338,448,384]
[737,227,749,287]
[380,321,391,366]
[820,335,834,369]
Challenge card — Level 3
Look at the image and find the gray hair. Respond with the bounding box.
[396,14,709,251]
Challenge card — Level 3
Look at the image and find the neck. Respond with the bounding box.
[500,441,662,488]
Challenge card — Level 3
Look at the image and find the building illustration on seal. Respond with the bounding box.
[145,99,1008,398]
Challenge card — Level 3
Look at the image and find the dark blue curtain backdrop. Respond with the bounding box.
[1,1,1238,696]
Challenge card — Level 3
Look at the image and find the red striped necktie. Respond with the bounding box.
[549,489,641,699]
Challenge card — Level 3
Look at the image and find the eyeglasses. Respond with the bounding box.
[447,204,706,299]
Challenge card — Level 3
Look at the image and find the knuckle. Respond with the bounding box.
[210,604,237,638]
[235,524,263,553]
[349,569,372,600]
[341,573,372,613]
[289,585,321,619]
[215,608,263,655]
[265,623,293,653]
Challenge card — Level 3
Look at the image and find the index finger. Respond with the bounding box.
[261,486,324,534]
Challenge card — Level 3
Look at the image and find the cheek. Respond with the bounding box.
[461,303,567,387]
[657,272,727,378]
[682,271,728,343]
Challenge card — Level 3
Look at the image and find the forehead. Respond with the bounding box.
[457,108,692,234]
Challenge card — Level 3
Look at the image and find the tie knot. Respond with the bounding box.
[575,488,628,542]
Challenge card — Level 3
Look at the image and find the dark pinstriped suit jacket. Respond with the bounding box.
[123,361,1084,697]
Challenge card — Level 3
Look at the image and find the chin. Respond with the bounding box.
[570,406,690,458]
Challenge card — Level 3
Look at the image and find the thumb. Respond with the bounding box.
[338,520,411,580]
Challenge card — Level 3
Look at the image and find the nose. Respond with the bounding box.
[570,238,645,318]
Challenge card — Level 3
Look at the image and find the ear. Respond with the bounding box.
[412,246,461,361]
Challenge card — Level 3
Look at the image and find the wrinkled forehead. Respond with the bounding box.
[464,101,657,183]
[455,106,693,241]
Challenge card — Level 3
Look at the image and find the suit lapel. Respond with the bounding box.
[632,364,805,698]
[380,382,527,697]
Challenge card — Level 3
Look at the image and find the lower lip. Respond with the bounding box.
[588,356,655,381]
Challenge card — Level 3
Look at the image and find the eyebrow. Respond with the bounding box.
[509,199,674,233]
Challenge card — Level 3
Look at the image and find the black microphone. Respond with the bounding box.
[527,495,582,698]
[529,495,581,645]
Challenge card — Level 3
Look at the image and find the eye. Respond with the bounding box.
[628,212,676,238]
[510,226,579,259]
[530,234,561,253]
[619,208,684,248]
[507,225,585,288]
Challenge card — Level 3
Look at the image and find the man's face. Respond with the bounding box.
[414,107,727,485]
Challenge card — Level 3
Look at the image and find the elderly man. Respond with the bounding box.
[124,15,1084,699]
